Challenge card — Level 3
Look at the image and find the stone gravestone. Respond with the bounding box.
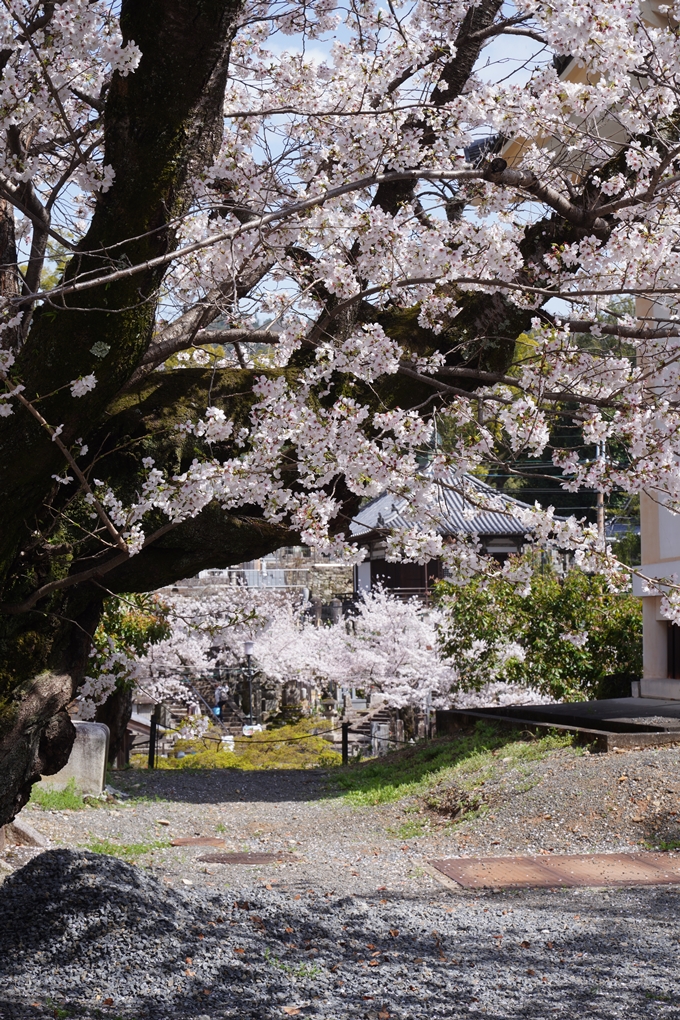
[371,721,390,757]
[39,721,110,796]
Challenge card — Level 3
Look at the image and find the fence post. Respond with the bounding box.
[148,709,158,770]
[342,722,349,765]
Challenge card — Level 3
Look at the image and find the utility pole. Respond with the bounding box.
[147,706,159,770]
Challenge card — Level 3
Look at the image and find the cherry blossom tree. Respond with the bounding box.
[3,0,680,822]
[128,584,545,724]
[133,585,293,704]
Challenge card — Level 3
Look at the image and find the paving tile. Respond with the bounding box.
[431,851,680,888]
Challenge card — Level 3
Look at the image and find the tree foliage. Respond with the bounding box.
[436,565,642,701]
[96,594,171,662]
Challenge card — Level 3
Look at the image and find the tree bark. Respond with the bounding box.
[0,671,75,823]
[96,685,132,766]
[0,0,244,826]
[0,0,244,576]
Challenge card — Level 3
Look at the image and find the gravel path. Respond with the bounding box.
[1,740,679,1017]
[0,850,679,1020]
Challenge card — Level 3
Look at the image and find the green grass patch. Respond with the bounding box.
[29,778,89,811]
[45,999,69,1019]
[645,838,680,852]
[389,819,427,839]
[131,717,342,771]
[264,948,321,979]
[84,837,171,862]
[333,723,577,807]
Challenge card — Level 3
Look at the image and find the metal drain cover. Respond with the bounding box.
[198,852,297,865]
[431,852,680,889]
[170,837,226,847]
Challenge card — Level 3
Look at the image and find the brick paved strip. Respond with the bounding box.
[430,852,680,888]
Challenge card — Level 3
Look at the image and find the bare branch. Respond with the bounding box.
[69,87,104,114]
[13,163,619,308]
[0,520,179,615]
[434,364,626,409]
[466,14,544,43]
[564,318,680,340]
[140,327,279,367]
[469,25,547,45]
[484,162,609,234]
[0,176,73,249]
[10,387,128,554]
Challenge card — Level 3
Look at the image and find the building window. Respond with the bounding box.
[668,623,680,679]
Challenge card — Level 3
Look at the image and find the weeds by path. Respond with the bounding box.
[29,779,93,812]
[84,837,171,863]
[333,723,578,807]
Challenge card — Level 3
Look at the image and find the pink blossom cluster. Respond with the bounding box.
[4,1,680,606]
[123,584,547,714]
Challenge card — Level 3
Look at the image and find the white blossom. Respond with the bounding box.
[70,374,97,398]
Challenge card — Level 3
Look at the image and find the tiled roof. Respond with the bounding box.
[350,471,534,539]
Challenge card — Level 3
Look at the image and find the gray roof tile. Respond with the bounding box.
[350,472,534,539]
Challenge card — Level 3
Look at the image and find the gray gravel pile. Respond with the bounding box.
[1,850,679,1019]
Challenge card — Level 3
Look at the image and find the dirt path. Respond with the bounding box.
[5,738,679,894]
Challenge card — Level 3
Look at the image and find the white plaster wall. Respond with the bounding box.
[657,504,680,561]
[355,561,371,594]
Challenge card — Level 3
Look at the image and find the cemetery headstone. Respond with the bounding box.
[39,721,110,796]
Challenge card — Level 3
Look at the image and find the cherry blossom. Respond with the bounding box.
[118,584,547,716]
[4,0,680,639]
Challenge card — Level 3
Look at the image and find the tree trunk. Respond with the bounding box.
[96,686,133,766]
[0,672,75,823]
[0,0,244,828]
[0,0,244,575]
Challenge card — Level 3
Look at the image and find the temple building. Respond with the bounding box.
[350,472,535,598]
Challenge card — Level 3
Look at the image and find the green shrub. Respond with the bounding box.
[435,561,641,701]
[137,717,340,770]
[155,749,248,770]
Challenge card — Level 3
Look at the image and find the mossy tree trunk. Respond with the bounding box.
[0,0,246,825]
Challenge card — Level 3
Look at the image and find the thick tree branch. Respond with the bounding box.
[142,328,279,366]
[484,162,610,235]
[434,364,628,409]
[12,162,622,313]
[373,0,505,216]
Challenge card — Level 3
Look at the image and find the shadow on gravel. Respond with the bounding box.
[637,808,680,850]
[0,851,679,1020]
[112,766,342,804]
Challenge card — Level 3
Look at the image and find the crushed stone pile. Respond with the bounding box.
[0,849,678,1019]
